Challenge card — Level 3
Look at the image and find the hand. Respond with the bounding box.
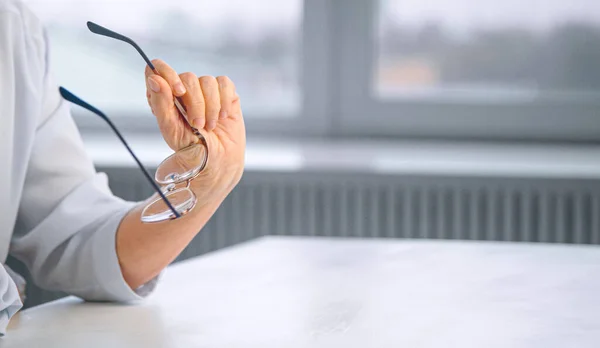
[145,59,245,203]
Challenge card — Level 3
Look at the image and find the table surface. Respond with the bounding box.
[4,236,600,347]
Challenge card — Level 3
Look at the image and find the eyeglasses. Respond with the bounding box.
[59,22,209,223]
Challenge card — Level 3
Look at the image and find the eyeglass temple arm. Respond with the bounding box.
[87,21,157,71]
[58,87,181,219]
[86,21,197,136]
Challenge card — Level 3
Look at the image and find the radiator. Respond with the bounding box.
[108,168,600,256]
[14,168,600,307]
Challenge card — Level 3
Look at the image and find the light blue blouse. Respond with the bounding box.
[0,0,156,335]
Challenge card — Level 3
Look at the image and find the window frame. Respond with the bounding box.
[334,0,600,142]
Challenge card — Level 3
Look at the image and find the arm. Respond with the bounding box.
[117,61,245,289]
[10,10,244,299]
[116,190,226,289]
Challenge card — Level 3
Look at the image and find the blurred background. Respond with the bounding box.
[17,0,600,306]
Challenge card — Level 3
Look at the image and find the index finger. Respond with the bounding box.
[145,59,186,97]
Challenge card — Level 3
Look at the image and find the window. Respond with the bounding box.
[23,0,308,133]
[338,0,600,141]
[377,0,600,101]
[20,0,600,141]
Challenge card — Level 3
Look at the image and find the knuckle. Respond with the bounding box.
[199,77,221,105]
[218,76,236,94]
[199,75,217,87]
[218,76,236,100]
[216,75,231,86]
[179,72,197,85]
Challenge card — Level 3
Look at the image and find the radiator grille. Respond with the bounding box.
[107,169,600,259]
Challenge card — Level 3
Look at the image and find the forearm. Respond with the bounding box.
[116,192,226,289]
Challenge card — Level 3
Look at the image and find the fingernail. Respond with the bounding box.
[219,110,228,119]
[207,120,217,130]
[174,82,186,96]
[147,77,160,93]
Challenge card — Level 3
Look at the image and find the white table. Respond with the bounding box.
[4,236,600,347]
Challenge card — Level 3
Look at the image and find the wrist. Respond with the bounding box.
[188,177,229,207]
[188,160,242,206]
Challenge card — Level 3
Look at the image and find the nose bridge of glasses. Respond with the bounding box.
[162,183,177,194]
[157,166,202,186]
[161,179,193,194]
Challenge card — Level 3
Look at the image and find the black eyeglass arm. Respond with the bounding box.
[86,21,156,71]
[58,87,181,219]
[86,21,198,137]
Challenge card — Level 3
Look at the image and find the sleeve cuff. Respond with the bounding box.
[91,202,161,302]
[0,266,23,337]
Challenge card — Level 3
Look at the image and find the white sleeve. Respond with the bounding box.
[8,7,158,302]
[0,265,23,336]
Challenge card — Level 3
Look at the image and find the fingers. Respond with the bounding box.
[179,72,205,129]
[144,58,239,132]
[199,76,220,131]
[146,74,176,125]
[216,76,236,120]
[148,59,187,96]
